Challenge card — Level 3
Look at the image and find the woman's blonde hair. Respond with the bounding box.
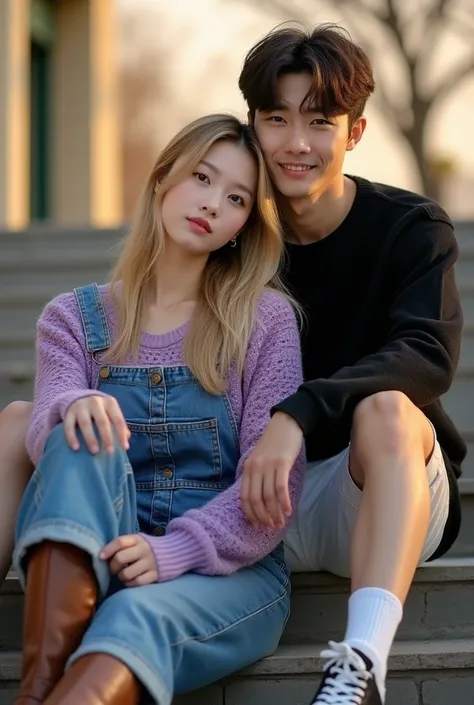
[108,113,292,393]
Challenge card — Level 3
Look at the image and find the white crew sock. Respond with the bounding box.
[344,587,403,700]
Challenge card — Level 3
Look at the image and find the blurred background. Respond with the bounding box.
[0,0,474,556]
[1,0,473,229]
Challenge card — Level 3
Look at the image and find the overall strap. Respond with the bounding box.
[74,284,111,353]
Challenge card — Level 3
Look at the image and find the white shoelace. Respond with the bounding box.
[312,641,372,704]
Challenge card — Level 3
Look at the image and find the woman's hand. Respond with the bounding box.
[64,395,130,454]
[100,534,159,587]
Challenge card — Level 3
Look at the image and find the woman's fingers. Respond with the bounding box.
[63,396,129,455]
[107,401,130,451]
[63,411,80,451]
[92,404,115,454]
[124,570,158,588]
[108,544,142,575]
[76,410,100,453]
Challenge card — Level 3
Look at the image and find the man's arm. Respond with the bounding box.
[273,216,463,437]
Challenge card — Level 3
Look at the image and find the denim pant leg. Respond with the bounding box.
[67,556,290,705]
[13,423,137,598]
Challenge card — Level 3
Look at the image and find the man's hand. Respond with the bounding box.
[100,534,158,587]
[241,412,303,530]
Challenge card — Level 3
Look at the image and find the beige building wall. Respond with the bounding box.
[0,0,30,230]
[52,0,122,226]
[0,0,122,230]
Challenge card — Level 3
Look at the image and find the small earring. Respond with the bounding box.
[229,238,237,248]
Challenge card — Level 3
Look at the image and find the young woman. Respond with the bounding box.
[12,114,305,705]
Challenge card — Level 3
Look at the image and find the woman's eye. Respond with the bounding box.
[269,116,285,123]
[229,194,244,206]
[193,172,210,184]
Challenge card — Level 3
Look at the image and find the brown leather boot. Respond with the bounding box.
[43,654,141,704]
[15,541,98,704]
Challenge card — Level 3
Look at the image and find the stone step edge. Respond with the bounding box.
[242,640,474,676]
[3,557,474,596]
[0,286,105,304]
[0,639,473,682]
[0,255,114,270]
[0,226,124,238]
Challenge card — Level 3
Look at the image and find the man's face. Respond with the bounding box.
[253,73,364,199]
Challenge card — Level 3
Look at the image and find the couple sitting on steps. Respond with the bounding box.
[0,22,464,705]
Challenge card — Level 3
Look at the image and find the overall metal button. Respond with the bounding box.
[162,468,173,479]
[151,372,162,385]
[99,367,110,379]
[152,526,166,537]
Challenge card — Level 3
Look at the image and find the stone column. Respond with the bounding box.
[0,0,30,230]
[52,0,122,226]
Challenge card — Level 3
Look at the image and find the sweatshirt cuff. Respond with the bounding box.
[140,530,210,582]
[272,387,318,437]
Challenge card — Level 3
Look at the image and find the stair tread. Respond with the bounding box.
[1,639,473,681]
[0,226,123,239]
[0,285,79,302]
[242,639,474,675]
[0,253,113,268]
[3,558,474,597]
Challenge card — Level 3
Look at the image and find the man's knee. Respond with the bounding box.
[352,391,418,457]
[352,390,434,467]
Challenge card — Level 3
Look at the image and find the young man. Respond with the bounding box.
[239,24,465,705]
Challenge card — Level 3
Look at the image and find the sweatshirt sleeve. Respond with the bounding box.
[141,294,306,581]
[273,215,463,436]
[26,293,109,464]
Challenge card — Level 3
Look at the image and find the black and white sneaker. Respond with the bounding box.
[310,641,383,704]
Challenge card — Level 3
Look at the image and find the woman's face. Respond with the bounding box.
[161,140,257,255]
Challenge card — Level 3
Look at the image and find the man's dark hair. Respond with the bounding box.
[239,23,375,128]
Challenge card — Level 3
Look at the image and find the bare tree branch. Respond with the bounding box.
[417,0,450,62]
[428,0,451,22]
[434,54,474,103]
[445,0,474,40]
[384,0,409,57]
[244,0,307,23]
[372,73,409,131]
[333,0,387,22]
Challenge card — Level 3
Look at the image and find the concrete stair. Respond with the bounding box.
[0,223,473,703]
[0,560,473,704]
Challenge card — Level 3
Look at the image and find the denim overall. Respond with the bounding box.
[14,284,290,704]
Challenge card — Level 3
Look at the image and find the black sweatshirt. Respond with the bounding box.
[274,176,466,559]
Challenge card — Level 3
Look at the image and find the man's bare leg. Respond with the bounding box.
[337,391,433,699]
[312,391,438,704]
[0,402,34,584]
[349,390,432,600]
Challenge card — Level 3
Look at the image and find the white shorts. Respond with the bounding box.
[284,432,450,576]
